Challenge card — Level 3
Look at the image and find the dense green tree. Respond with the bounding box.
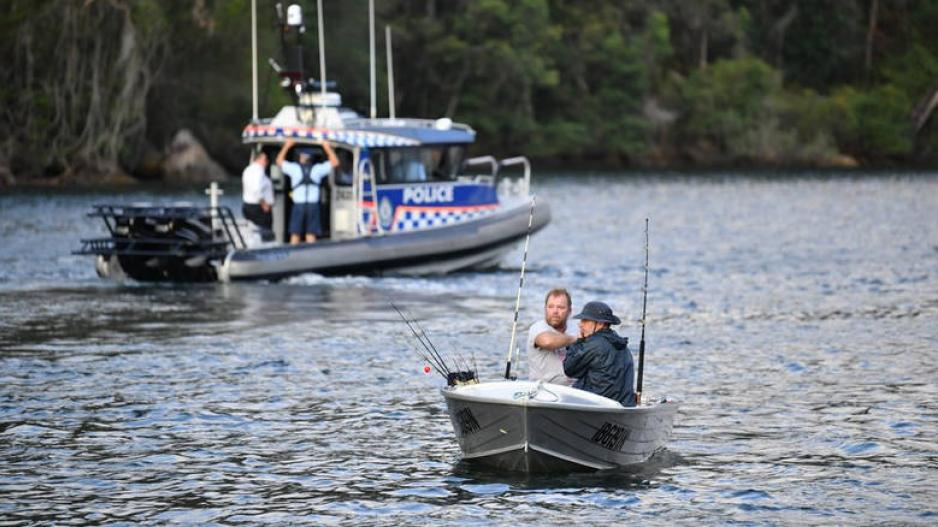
[669,57,782,161]
[3,0,938,185]
[383,0,561,157]
[832,85,914,159]
[2,0,168,180]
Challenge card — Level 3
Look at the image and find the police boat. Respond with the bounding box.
[75,2,549,282]
[442,381,679,473]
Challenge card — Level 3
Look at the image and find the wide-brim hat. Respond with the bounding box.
[572,301,621,325]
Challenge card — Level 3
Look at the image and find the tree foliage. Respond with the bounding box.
[2,0,167,179]
[2,0,938,183]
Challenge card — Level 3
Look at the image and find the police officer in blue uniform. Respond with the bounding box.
[276,139,339,244]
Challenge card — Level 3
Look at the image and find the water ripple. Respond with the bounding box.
[2,176,938,524]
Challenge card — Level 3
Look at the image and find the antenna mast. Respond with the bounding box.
[369,0,376,119]
[386,26,396,119]
[251,0,258,120]
[316,0,327,105]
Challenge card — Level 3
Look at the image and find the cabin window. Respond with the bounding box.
[437,146,465,180]
[369,150,388,183]
[387,149,429,183]
[375,146,466,184]
[334,148,354,186]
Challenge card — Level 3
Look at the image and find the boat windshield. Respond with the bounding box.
[372,146,465,184]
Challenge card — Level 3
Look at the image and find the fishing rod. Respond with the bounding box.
[403,330,449,378]
[397,329,446,377]
[505,196,536,380]
[390,302,450,376]
[411,311,472,375]
[636,218,649,406]
[391,303,448,374]
[391,301,478,385]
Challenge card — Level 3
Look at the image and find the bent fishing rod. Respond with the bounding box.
[636,218,649,405]
[505,196,536,380]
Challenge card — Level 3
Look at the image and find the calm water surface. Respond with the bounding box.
[1,173,937,525]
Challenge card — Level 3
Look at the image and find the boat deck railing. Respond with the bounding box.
[462,156,531,198]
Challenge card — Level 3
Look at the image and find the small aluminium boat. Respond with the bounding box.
[396,288,677,474]
[397,218,677,474]
[442,381,678,473]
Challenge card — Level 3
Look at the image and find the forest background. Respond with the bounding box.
[2,0,938,186]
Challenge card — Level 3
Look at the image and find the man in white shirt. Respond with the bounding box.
[241,151,274,237]
[276,139,338,244]
[527,288,578,385]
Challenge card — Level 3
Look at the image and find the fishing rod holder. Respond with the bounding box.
[447,371,479,387]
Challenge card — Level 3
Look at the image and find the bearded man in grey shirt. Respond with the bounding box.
[526,288,578,385]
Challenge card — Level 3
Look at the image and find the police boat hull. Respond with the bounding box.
[219,198,549,280]
[442,381,678,473]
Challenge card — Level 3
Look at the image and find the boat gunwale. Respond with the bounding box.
[440,384,679,414]
[228,197,541,258]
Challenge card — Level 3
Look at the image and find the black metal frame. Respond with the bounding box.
[74,204,246,260]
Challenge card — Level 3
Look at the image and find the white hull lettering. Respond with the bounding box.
[402,185,454,204]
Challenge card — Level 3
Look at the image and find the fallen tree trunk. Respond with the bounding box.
[912,80,938,134]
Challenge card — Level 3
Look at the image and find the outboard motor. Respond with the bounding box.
[74,203,245,282]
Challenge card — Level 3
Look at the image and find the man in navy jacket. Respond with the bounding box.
[562,301,637,407]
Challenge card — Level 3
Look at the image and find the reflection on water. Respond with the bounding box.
[1,174,937,524]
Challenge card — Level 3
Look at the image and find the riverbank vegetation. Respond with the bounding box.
[2,0,937,186]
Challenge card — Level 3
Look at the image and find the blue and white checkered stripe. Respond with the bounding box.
[243,126,419,147]
[394,208,496,231]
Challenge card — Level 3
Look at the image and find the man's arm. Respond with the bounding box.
[562,339,594,379]
[322,141,339,168]
[533,331,576,351]
[276,139,295,167]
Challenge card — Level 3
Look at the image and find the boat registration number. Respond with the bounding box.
[591,422,630,451]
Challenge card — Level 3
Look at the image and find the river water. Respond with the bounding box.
[1,173,936,525]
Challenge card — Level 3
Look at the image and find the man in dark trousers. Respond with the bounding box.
[562,301,637,407]
[276,139,339,244]
[241,150,274,239]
